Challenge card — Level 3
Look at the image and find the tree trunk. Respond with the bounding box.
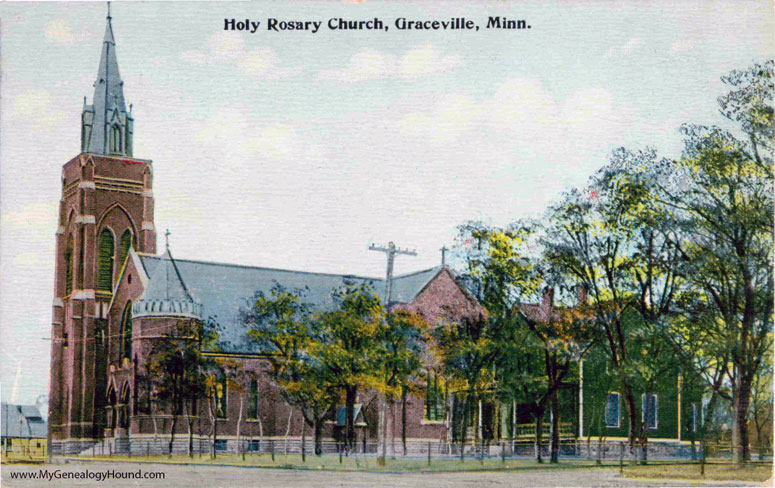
[314,418,323,456]
[534,411,543,463]
[734,374,752,463]
[169,414,177,455]
[183,402,193,457]
[401,387,408,456]
[550,389,560,463]
[237,394,244,456]
[345,386,357,451]
[284,407,293,454]
[623,383,639,450]
[378,393,386,463]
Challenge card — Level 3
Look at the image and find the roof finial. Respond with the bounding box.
[165,229,171,252]
[440,245,449,267]
[107,1,111,20]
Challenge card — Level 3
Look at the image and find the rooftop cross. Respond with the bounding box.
[440,245,449,267]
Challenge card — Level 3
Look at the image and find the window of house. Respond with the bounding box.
[605,392,620,428]
[98,229,115,292]
[691,403,697,432]
[248,440,261,452]
[248,378,259,420]
[642,394,658,430]
[214,439,227,451]
[425,373,444,421]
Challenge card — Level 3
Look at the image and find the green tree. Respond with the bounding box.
[146,318,214,456]
[243,284,337,455]
[314,284,384,452]
[658,61,773,463]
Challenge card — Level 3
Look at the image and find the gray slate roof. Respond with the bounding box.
[139,255,442,352]
[134,249,202,319]
[1,403,47,438]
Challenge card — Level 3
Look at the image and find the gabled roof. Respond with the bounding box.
[138,255,446,352]
[1,403,47,438]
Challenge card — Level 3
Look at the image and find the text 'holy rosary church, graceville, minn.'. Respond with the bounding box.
[48,10,701,456]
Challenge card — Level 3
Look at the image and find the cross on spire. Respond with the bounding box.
[440,245,449,267]
[107,1,111,19]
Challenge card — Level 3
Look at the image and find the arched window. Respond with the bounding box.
[98,229,115,292]
[119,230,132,269]
[120,383,131,429]
[110,125,122,153]
[106,387,117,430]
[64,235,74,296]
[120,303,132,362]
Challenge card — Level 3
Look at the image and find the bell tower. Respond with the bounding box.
[49,7,156,453]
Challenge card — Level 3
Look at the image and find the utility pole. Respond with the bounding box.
[368,242,417,306]
[369,241,416,465]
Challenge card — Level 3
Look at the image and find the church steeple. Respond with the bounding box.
[81,3,134,157]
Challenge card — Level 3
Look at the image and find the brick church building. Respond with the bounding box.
[48,11,486,455]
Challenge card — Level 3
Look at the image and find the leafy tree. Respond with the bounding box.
[376,309,428,457]
[657,61,773,463]
[243,284,337,455]
[314,284,384,452]
[146,318,214,456]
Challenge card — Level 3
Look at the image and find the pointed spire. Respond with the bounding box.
[81,4,134,156]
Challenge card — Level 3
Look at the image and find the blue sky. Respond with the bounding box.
[0,0,772,406]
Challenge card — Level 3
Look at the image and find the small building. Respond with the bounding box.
[1,403,47,455]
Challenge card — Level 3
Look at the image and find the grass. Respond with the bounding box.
[66,452,617,473]
[622,460,773,483]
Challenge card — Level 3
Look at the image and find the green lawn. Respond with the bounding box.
[623,461,772,483]
[68,453,613,472]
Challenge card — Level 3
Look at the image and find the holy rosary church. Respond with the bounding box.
[49,10,698,457]
[48,11,486,455]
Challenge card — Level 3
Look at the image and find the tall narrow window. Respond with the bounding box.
[110,125,122,153]
[64,235,74,296]
[248,378,259,420]
[120,303,132,362]
[642,394,658,430]
[691,403,697,433]
[605,392,620,428]
[119,230,132,269]
[425,373,444,421]
[77,228,85,289]
[98,229,115,292]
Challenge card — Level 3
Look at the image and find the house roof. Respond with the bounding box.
[1,403,47,438]
[138,254,444,352]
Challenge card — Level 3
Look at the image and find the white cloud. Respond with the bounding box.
[318,49,397,82]
[670,39,695,54]
[9,90,66,129]
[318,44,463,83]
[181,32,300,79]
[605,37,646,58]
[43,19,75,45]
[399,44,463,79]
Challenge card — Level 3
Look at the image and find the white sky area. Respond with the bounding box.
[0,1,772,405]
